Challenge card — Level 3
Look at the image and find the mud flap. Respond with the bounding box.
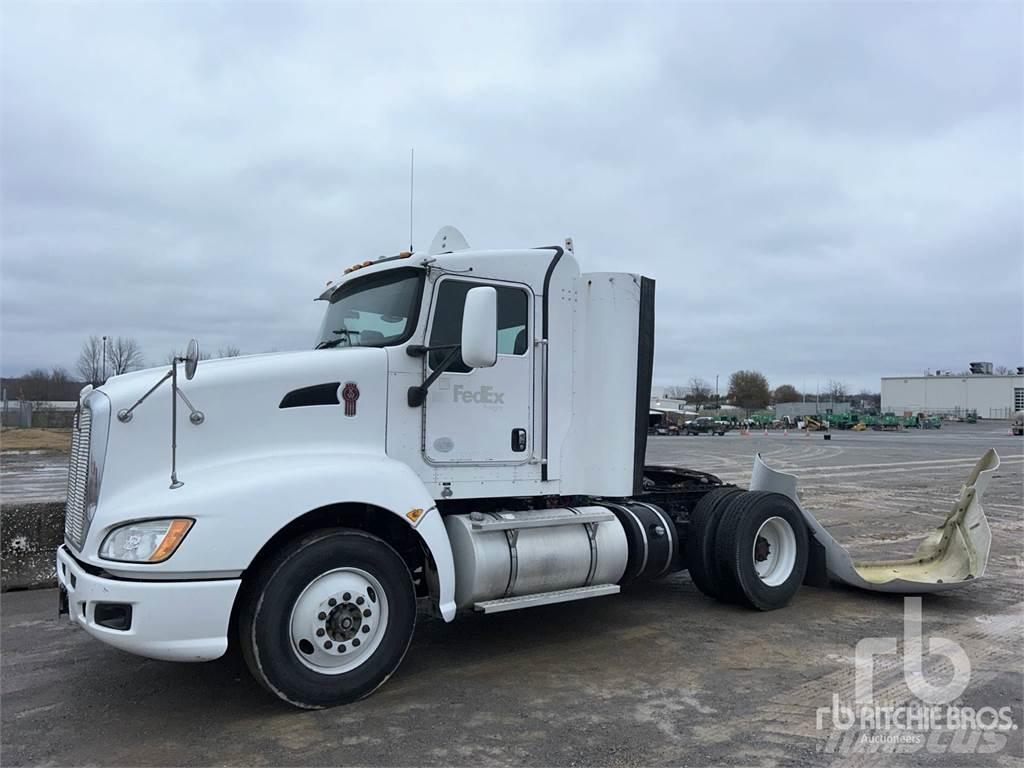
[748,449,999,594]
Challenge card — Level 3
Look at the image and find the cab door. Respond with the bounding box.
[422,277,534,465]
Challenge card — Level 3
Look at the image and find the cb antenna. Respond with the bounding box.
[409,148,415,252]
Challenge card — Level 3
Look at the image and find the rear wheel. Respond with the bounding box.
[713,491,808,610]
[239,528,416,709]
[685,487,743,599]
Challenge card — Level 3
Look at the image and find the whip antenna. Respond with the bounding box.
[409,148,415,252]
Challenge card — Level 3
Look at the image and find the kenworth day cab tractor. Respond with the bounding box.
[57,227,1000,709]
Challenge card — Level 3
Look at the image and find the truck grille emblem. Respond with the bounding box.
[342,382,360,416]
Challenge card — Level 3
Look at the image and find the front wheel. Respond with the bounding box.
[239,529,416,709]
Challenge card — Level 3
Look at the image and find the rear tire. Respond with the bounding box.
[713,492,808,610]
[685,487,743,599]
[239,528,416,709]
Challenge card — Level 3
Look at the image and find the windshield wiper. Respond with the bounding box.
[332,328,359,342]
[315,328,360,350]
[315,339,346,350]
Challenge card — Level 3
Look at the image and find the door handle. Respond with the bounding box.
[511,428,527,452]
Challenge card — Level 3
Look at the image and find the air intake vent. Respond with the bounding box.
[64,406,92,549]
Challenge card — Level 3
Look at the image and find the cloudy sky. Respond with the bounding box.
[2,1,1021,393]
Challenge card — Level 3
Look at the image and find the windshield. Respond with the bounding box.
[316,267,424,349]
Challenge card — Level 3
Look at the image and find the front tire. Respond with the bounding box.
[239,528,416,709]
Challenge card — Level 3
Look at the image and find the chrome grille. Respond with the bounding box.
[64,406,92,549]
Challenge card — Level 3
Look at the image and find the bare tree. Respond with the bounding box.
[76,336,104,386]
[108,336,145,376]
[50,366,72,388]
[8,368,81,402]
[18,369,50,401]
[687,377,712,407]
[218,345,242,358]
[166,348,215,365]
[663,385,688,400]
[994,365,1012,375]
[825,379,848,402]
[857,389,881,410]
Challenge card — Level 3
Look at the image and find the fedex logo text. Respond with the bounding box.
[452,385,505,404]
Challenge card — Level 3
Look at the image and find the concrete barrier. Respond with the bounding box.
[1,501,64,591]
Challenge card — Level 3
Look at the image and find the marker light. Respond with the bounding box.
[100,519,194,563]
[405,508,425,523]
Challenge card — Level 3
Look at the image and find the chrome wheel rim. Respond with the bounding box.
[289,567,389,674]
[752,516,797,587]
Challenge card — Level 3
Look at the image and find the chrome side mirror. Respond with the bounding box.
[184,338,200,380]
[461,287,497,368]
[115,337,204,489]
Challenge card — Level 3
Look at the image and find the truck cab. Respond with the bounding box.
[56,229,663,707]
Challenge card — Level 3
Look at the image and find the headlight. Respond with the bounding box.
[99,519,193,563]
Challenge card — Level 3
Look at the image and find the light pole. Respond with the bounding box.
[715,374,719,407]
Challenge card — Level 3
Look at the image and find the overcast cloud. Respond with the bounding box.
[2,1,1021,393]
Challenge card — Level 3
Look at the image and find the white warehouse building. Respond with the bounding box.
[881,372,1024,419]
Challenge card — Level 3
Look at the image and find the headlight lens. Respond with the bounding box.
[99,519,193,563]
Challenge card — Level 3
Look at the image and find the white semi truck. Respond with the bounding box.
[57,227,1000,709]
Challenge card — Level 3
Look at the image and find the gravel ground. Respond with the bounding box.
[2,423,1021,766]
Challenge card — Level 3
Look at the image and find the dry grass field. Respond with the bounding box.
[0,427,72,453]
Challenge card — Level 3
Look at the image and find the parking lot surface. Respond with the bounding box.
[0,451,67,503]
[2,424,1022,766]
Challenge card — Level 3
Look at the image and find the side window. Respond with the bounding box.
[429,281,529,372]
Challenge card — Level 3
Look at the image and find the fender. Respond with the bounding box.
[750,449,998,593]
[81,452,458,621]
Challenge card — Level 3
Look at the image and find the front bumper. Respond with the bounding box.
[56,546,240,662]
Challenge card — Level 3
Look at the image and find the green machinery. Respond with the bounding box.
[825,412,857,430]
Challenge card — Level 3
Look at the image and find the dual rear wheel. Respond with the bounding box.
[685,490,808,610]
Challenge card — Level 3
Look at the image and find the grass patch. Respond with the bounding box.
[1,427,73,453]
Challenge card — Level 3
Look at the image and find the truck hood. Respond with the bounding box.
[93,347,390,509]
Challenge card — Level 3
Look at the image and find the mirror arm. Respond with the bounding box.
[117,369,172,423]
[407,346,462,407]
[406,343,459,358]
